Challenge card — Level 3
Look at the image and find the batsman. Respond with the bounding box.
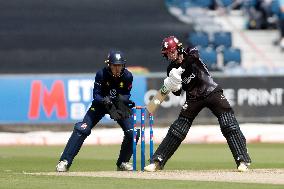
[144,36,252,172]
[56,50,137,172]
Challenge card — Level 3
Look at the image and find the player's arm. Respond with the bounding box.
[118,72,133,102]
[93,72,122,120]
[187,47,199,59]
[92,71,105,104]
[113,72,135,109]
[111,72,134,119]
[146,67,184,114]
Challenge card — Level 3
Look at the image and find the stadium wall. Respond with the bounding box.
[0,74,284,126]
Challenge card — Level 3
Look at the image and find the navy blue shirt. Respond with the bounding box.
[93,67,133,104]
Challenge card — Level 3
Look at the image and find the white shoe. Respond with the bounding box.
[56,160,69,172]
[144,162,161,172]
[237,162,249,172]
[117,162,133,171]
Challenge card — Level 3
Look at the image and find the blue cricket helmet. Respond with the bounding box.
[105,50,126,65]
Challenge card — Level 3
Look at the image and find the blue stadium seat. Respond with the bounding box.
[248,0,257,6]
[192,0,213,8]
[187,32,210,48]
[177,0,195,14]
[242,0,257,9]
[199,47,218,70]
[219,0,233,7]
[165,0,177,7]
[223,48,241,66]
[165,0,193,10]
[213,31,232,49]
[271,0,280,16]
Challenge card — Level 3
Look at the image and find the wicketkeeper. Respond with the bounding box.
[56,50,137,172]
[144,36,252,172]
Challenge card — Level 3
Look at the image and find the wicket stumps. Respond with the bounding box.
[132,106,154,171]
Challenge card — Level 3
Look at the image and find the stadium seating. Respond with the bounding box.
[246,0,257,7]
[212,31,232,50]
[187,30,240,70]
[199,47,218,70]
[166,0,234,9]
[169,1,242,70]
[271,0,280,16]
[222,47,241,66]
[191,0,213,8]
[218,0,233,7]
[187,32,210,48]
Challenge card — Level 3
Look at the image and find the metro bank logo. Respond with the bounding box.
[0,75,144,123]
[28,79,94,121]
[28,80,68,119]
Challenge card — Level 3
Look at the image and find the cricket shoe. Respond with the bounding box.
[144,162,161,172]
[237,162,249,172]
[56,160,69,172]
[117,162,133,171]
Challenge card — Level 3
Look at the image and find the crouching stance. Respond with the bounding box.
[56,50,138,172]
[144,36,251,172]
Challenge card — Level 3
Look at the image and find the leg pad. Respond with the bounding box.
[218,112,252,165]
[152,116,192,168]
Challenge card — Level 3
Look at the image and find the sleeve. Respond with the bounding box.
[187,47,199,59]
[119,71,133,101]
[92,71,104,104]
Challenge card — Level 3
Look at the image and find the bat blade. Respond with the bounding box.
[146,85,169,114]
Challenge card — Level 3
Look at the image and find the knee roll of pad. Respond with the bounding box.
[74,122,92,136]
[152,132,183,168]
[151,116,192,168]
[169,116,192,140]
[218,112,239,136]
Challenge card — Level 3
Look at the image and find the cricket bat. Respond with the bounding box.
[146,85,170,114]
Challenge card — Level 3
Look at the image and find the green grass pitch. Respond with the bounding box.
[0,143,283,189]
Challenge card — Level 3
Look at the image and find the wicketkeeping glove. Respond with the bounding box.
[116,95,136,109]
[122,99,135,109]
[102,96,122,121]
[113,97,132,119]
[107,105,122,121]
[102,96,113,106]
